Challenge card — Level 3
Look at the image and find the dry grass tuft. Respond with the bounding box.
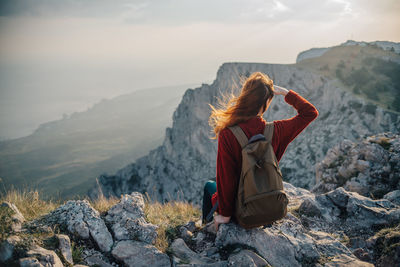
[0,187,61,221]
[143,192,201,252]
[0,185,120,220]
[89,194,119,214]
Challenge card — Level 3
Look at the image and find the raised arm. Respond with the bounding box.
[273,87,319,162]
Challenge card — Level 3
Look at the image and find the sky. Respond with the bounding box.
[0,0,399,140]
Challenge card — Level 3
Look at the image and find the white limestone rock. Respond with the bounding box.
[44,200,113,252]
[111,240,171,267]
[25,245,63,267]
[56,234,73,265]
[105,192,158,244]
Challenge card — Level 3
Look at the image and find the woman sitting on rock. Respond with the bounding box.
[203,71,319,230]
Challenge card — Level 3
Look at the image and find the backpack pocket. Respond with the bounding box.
[238,191,289,229]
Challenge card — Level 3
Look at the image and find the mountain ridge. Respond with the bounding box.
[95,47,400,204]
[0,83,196,199]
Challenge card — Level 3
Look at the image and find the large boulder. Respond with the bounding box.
[111,240,171,267]
[164,183,386,266]
[299,187,400,235]
[312,132,400,198]
[105,192,158,244]
[186,183,399,266]
[24,245,63,267]
[214,215,367,267]
[43,200,113,252]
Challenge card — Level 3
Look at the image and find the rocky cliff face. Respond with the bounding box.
[94,60,400,204]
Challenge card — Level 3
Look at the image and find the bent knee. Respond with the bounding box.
[204,180,216,192]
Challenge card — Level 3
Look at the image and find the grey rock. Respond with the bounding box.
[383,190,400,205]
[179,221,198,243]
[352,247,372,262]
[81,248,114,267]
[56,234,73,265]
[328,187,399,232]
[179,226,193,242]
[19,257,44,267]
[299,187,400,235]
[111,216,158,244]
[105,192,158,244]
[84,255,114,267]
[298,198,322,218]
[1,201,25,232]
[26,245,63,267]
[182,221,197,233]
[202,222,217,235]
[111,240,170,267]
[174,262,228,267]
[312,132,400,198]
[193,231,214,253]
[215,223,302,267]
[204,247,218,257]
[194,232,205,243]
[43,200,113,252]
[171,238,215,265]
[214,207,373,267]
[0,235,20,262]
[283,181,314,208]
[228,249,270,267]
[106,191,145,220]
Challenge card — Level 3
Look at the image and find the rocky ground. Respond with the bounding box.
[1,179,399,266]
[312,132,400,199]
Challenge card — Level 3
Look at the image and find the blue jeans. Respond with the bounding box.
[202,178,217,223]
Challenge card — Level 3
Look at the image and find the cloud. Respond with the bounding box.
[1,0,397,25]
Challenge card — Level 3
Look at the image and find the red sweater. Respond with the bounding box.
[211,89,319,217]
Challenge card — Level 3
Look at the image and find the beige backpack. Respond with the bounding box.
[228,121,289,229]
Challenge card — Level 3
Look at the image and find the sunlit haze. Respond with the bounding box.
[0,0,399,139]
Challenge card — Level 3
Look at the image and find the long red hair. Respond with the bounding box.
[208,71,274,139]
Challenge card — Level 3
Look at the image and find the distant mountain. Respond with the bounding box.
[296,39,400,63]
[95,41,400,204]
[296,41,400,112]
[0,84,196,199]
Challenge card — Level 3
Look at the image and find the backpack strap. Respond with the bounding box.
[263,121,274,143]
[228,125,248,149]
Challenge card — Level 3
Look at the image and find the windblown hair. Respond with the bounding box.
[208,71,274,140]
